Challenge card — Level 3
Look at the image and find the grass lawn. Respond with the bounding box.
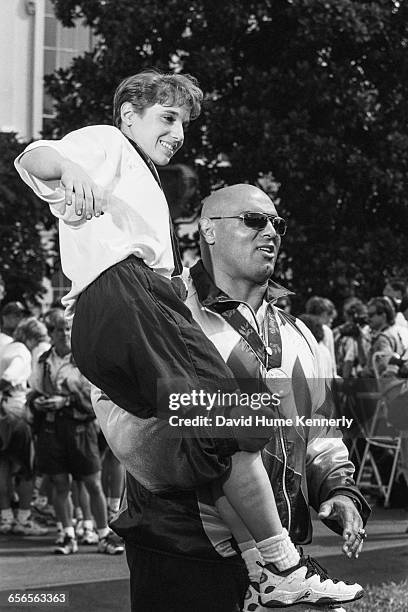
[344,580,408,611]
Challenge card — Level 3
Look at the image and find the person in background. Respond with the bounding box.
[305,296,337,378]
[364,297,408,378]
[298,314,335,382]
[398,296,408,328]
[28,311,123,555]
[383,279,408,329]
[0,302,27,340]
[334,298,370,380]
[0,317,49,536]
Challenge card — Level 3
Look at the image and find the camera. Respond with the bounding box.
[338,312,368,338]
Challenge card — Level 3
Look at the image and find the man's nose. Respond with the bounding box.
[262,218,278,237]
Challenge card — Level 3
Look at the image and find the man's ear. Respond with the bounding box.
[199,217,215,245]
[121,102,136,127]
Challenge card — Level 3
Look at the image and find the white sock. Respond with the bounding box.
[1,508,14,522]
[56,521,63,532]
[17,509,31,524]
[241,547,264,582]
[98,527,110,540]
[107,497,121,512]
[239,539,264,582]
[74,507,83,520]
[83,519,94,531]
[64,526,75,539]
[256,528,300,571]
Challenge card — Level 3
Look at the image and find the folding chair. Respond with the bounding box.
[336,384,372,468]
[355,352,403,507]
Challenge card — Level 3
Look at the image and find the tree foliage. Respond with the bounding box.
[45,0,408,307]
[0,133,56,304]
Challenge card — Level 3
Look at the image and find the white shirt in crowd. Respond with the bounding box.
[322,324,338,378]
[0,341,31,417]
[395,311,408,329]
[0,332,13,355]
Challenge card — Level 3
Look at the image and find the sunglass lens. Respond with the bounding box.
[242,213,287,235]
[274,217,287,236]
[243,213,267,230]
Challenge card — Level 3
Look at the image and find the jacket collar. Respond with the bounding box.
[190,259,294,308]
[38,346,75,364]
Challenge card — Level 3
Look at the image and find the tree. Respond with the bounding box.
[45,0,408,307]
[0,133,56,304]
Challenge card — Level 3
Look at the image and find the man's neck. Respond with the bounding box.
[203,261,267,312]
[54,345,70,358]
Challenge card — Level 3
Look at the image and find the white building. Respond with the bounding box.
[0,0,92,140]
[1,0,92,305]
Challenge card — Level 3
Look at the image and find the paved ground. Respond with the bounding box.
[0,506,407,612]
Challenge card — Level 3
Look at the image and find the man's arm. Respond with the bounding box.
[20,147,103,219]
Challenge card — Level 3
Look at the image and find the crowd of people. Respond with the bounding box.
[278,282,408,499]
[0,298,125,555]
[280,280,408,384]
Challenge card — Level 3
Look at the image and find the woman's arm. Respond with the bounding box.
[19,146,104,219]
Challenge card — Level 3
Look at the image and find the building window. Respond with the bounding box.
[43,0,92,131]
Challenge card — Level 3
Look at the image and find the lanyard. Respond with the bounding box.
[211,302,282,371]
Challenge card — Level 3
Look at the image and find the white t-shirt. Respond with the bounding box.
[395,311,408,329]
[322,324,337,378]
[14,125,175,318]
[0,341,31,417]
[317,342,335,381]
[0,332,13,355]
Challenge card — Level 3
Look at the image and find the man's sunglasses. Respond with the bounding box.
[208,212,287,235]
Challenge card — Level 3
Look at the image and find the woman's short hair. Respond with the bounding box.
[343,297,366,318]
[305,296,330,317]
[367,297,395,325]
[42,308,65,333]
[299,314,324,343]
[113,69,203,128]
[13,317,48,346]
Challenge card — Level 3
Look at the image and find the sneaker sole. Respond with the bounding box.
[262,588,364,608]
[98,548,124,555]
[54,549,78,555]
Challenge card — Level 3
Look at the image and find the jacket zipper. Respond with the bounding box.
[278,423,291,532]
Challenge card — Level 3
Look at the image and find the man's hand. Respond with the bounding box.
[61,160,105,220]
[318,495,365,559]
[35,395,68,412]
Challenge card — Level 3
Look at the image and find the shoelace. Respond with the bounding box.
[301,555,335,583]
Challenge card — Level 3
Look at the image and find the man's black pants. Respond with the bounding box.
[125,544,248,612]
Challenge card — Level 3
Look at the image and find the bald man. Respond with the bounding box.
[93,184,369,612]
